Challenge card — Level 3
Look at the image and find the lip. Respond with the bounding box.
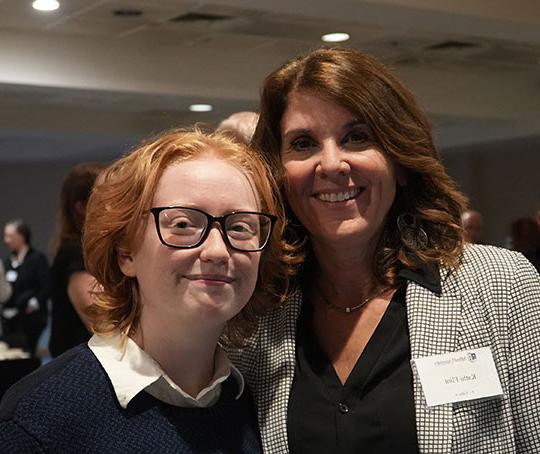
[185,274,234,284]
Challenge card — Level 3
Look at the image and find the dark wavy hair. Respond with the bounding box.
[252,47,467,286]
[51,162,105,254]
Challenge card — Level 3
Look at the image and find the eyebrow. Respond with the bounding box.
[281,128,311,141]
[282,119,367,140]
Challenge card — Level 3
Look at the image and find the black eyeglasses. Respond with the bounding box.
[149,206,277,252]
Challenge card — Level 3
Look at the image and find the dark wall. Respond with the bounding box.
[0,162,83,260]
[443,135,540,247]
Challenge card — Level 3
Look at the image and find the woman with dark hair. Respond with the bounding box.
[49,162,104,357]
[0,128,288,452]
[231,48,540,453]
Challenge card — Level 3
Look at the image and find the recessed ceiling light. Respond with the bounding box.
[32,0,60,11]
[321,32,350,43]
[189,104,213,112]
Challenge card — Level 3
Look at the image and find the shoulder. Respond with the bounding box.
[55,240,82,259]
[26,248,49,265]
[52,241,84,273]
[229,292,302,371]
[0,345,109,425]
[439,244,540,311]
[257,291,302,338]
[452,244,534,284]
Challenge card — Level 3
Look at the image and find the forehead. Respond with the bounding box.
[153,156,260,211]
[281,90,356,132]
[4,224,18,234]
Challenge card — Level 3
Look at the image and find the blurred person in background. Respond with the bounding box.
[0,260,11,305]
[217,111,259,145]
[461,209,484,244]
[49,162,105,358]
[1,220,50,355]
[0,128,288,452]
[0,261,12,340]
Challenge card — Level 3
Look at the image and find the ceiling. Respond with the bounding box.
[0,0,539,162]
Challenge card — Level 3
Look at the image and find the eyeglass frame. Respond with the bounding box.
[149,206,277,252]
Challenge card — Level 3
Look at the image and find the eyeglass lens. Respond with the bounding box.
[158,208,271,250]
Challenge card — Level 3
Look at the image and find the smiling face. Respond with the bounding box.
[280,90,400,250]
[118,154,262,332]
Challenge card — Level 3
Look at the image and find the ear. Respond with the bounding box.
[117,248,136,277]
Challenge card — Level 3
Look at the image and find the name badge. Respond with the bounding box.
[5,270,17,283]
[411,347,503,407]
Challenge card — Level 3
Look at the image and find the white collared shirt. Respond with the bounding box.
[88,334,244,409]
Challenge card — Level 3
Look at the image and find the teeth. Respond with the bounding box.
[317,188,361,202]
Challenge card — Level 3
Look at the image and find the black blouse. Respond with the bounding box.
[287,285,419,454]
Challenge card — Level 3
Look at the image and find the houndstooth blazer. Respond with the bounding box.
[230,244,540,453]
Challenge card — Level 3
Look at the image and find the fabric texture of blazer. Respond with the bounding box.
[230,244,540,453]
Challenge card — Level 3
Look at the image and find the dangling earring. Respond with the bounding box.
[397,213,428,250]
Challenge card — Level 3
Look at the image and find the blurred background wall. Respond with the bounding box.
[1,0,539,256]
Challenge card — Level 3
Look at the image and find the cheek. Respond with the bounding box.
[283,165,309,205]
[240,255,261,291]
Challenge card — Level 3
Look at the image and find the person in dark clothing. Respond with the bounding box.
[49,162,104,357]
[2,219,50,355]
[0,128,288,453]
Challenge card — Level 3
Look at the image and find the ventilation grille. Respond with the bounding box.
[169,12,232,23]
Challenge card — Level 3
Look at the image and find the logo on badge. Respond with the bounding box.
[467,352,477,362]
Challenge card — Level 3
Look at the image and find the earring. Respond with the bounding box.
[397,213,428,250]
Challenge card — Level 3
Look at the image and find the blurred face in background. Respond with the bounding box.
[3,224,26,254]
[462,211,483,243]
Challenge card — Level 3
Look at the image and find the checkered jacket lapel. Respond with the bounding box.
[406,270,461,453]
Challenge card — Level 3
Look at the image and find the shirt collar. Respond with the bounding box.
[88,334,244,409]
[11,245,29,268]
[397,262,442,294]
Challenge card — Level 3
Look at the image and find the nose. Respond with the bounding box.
[316,141,350,179]
[199,225,230,263]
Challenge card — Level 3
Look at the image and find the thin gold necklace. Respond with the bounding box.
[317,285,391,314]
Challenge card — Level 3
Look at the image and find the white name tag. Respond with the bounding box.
[5,270,17,283]
[411,347,503,407]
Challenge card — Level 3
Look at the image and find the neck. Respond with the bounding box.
[132,311,223,398]
[310,236,381,303]
[12,245,29,262]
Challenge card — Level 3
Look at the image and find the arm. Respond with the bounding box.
[23,253,51,314]
[508,254,540,452]
[34,252,51,306]
[67,271,96,331]
[0,420,46,452]
[0,261,12,303]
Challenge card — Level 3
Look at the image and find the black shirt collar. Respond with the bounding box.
[398,263,442,295]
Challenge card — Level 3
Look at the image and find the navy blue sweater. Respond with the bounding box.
[0,345,262,453]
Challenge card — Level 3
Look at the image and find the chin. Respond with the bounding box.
[318,218,371,240]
